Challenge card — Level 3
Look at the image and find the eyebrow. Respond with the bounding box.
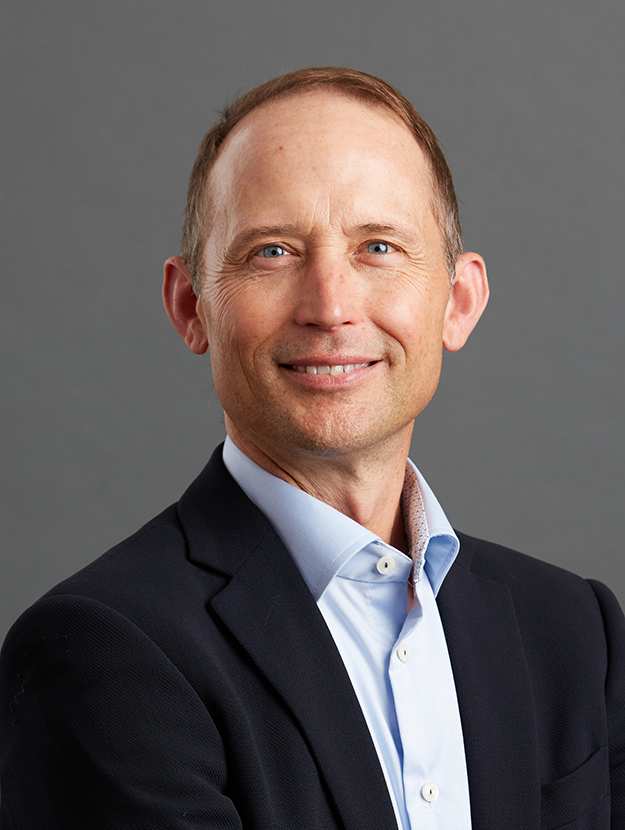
[227,225,301,257]
[349,223,419,245]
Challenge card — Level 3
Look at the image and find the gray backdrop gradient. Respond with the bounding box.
[2,0,624,646]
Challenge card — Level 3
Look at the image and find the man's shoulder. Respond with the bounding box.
[452,529,622,623]
[1,451,252,672]
[10,446,251,636]
[43,443,260,602]
[45,502,191,602]
[3,502,213,653]
[456,529,584,582]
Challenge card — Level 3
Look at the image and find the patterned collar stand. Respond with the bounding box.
[400,462,429,586]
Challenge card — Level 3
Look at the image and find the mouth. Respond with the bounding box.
[284,361,377,376]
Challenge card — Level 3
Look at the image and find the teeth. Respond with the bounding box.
[294,362,371,375]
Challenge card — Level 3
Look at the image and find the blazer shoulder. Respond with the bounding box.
[43,502,190,601]
[39,445,244,611]
[5,446,273,655]
[452,529,625,674]
[455,529,601,595]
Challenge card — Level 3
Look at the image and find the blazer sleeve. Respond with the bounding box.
[587,579,625,828]
[0,594,243,830]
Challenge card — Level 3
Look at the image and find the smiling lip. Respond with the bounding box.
[279,360,380,386]
[286,361,375,376]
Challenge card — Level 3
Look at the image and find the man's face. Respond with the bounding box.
[196,92,458,463]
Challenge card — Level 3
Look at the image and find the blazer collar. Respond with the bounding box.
[177,445,397,830]
[438,531,541,830]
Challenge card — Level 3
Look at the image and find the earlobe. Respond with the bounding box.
[162,256,209,355]
[442,252,489,352]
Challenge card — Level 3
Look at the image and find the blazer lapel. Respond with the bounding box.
[437,532,541,830]
[178,447,397,830]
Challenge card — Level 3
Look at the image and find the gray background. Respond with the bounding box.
[2,0,624,646]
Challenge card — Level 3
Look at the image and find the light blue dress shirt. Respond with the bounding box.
[223,436,472,830]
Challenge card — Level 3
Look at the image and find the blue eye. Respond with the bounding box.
[261,245,286,258]
[367,241,390,254]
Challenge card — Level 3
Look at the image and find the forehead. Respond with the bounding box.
[206,91,436,235]
[227,90,419,152]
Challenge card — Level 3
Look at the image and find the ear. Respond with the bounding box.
[442,252,489,352]
[162,256,209,355]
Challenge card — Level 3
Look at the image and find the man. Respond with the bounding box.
[1,67,623,829]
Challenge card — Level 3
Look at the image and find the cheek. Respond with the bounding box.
[376,294,425,344]
[379,295,447,366]
[203,281,282,362]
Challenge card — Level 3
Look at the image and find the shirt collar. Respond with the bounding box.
[222,436,459,600]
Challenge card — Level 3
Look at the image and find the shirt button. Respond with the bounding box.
[397,643,411,662]
[421,782,439,802]
[376,556,396,575]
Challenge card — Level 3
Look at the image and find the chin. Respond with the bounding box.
[264,410,410,460]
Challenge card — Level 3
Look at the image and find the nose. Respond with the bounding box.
[293,251,363,330]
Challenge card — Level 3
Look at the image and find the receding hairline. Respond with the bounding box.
[200,88,441,252]
[215,86,423,149]
[182,67,463,289]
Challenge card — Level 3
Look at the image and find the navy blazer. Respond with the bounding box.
[1,446,624,829]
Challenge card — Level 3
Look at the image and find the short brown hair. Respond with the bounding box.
[181,67,462,289]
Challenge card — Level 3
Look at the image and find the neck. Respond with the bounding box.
[226,419,412,552]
